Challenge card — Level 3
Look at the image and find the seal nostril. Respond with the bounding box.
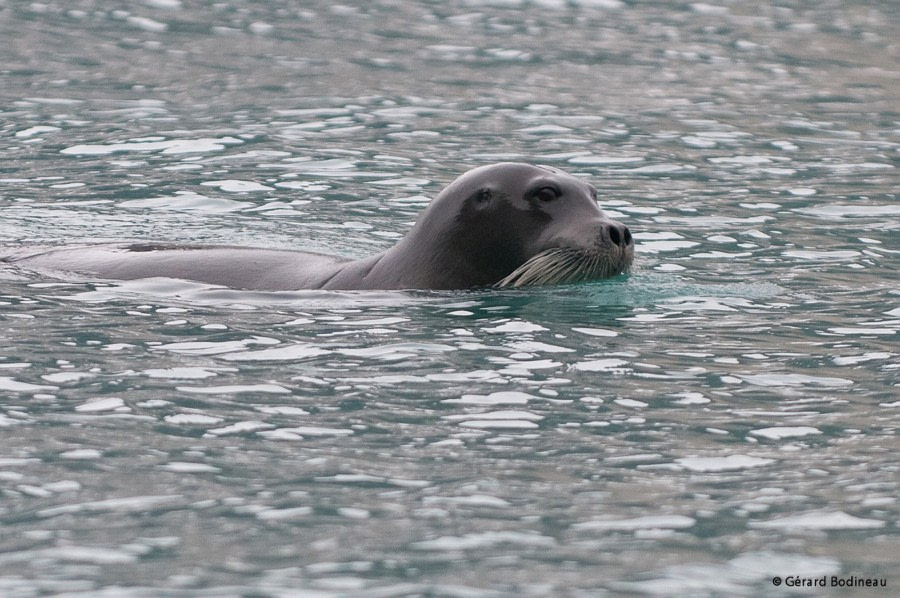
[623,226,632,246]
[607,224,621,247]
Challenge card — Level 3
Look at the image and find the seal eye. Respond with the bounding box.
[535,187,560,202]
[472,189,492,204]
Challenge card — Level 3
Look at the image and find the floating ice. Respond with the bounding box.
[568,155,645,165]
[119,191,252,212]
[257,506,313,520]
[795,204,900,218]
[61,137,243,156]
[75,398,126,412]
[413,530,556,551]
[38,494,183,518]
[176,384,291,394]
[221,344,331,362]
[637,240,701,253]
[828,327,896,336]
[126,16,168,32]
[750,511,885,530]
[16,125,61,138]
[204,421,274,436]
[738,373,852,387]
[0,377,58,393]
[142,367,223,379]
[750,427,822,440]
[572,327,618,337]
[483,321,549,333]
[423,495,511,508]
[570,358,629,372]
[572,515,696,531]
[41,372,94,383]
[614,398,647,408]
[507,341,574,353]
[200,180,274,193]
[458,419,539,430]
[157,337,280,356]
[675,455,775,472]
[41,546,139,564]
[448,409,544,430]
[443,391,536,405]
[260,426,353,439]
[164,414,224,425]
[160,462,221,473]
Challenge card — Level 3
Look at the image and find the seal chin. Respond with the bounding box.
[495,246,633,288]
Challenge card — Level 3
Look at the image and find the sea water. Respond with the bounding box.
[1,1,898,596]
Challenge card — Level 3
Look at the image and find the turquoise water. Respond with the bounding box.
[1,1,898,596]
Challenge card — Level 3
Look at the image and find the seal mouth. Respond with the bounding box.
[495,247,631,288]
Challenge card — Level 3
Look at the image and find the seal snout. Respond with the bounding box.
[603,221,633,249]
[495,215,634,288]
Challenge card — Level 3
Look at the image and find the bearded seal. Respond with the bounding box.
[4,163,634,290]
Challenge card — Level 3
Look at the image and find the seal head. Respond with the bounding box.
[343,162,634,289]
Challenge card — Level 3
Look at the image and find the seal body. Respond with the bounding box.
[5,163,634,290]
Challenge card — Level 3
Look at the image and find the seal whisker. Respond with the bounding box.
[571,251,593,281]
[497,247,599,288]
[587,255,603,281]
[496,241,632,288]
